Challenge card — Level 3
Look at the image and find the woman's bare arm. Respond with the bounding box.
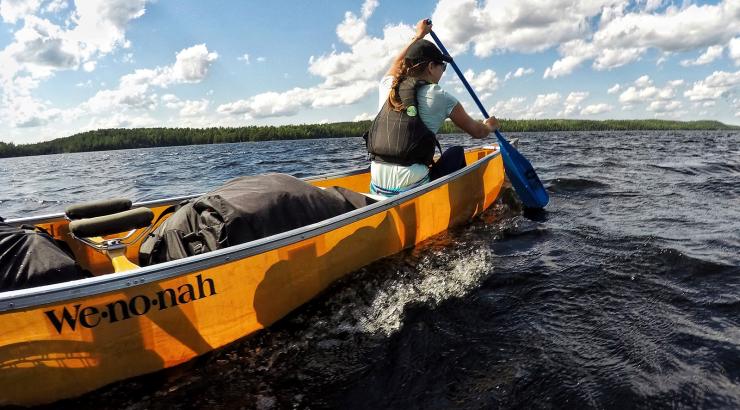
[384,19,432,77]
[448,103,500,139]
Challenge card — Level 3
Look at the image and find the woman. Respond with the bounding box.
[365,19,500,197]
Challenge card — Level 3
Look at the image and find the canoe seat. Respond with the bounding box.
[65,200,156,273]
[69,208,154,238]
[65,198,133,220]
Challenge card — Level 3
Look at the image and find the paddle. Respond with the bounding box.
[425,20,549,209]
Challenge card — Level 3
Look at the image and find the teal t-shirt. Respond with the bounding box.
[377,76,459,133]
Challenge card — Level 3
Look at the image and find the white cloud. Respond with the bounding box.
[684,70,740,101]
[450,69,499,100]
[84,84,156,113]
[729,37,740,65]
[618,75,684,106]
[161,93,180,108]
[593,47,645,70]
[0,0,147,79]
[220,1,406,120]
[84,112,157,130]
[4,16,78,77]
[544,40,597,78]
[0,94,61,127]
[44,0,67,13]
[544,0,740,78]
[308,22,410,88]
[594,2,739,53]
[504,67,534,81]
[580,103,613,115]
[468,69,499,92]
[565,92,589,105]
[218,89,304,118]
[353,112,374,121]
[489,97,528,118]
[64,0,147,62]
[634,75,651,88]
[529,93,561,118]
[83,44,218,115]
[431,0,739,77]
[656,52,670,66]
[6,0,739,142]
[336,0,378,46]
[430,0,610,56]
[218,81,376,119]
[360,0,379,19]
[647,100,682,112]
[680,45,725,67]
[560,91,589,116]
[490,94,570,119]
[638,0,664,12]
[0,0,41,23]
[171,44,218,83]
[0,0,149,131]
[179,99,209,117]
[161,93,209,117]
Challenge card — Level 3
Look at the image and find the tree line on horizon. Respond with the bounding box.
[0,119,737,159]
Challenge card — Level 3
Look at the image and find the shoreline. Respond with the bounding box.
[1,119,738,159]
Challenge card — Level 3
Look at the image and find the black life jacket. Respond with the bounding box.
[364,77,442,166]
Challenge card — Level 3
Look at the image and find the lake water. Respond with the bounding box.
[3,131,739,409]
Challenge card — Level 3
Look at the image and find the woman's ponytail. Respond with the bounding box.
[387,60,408,112]
[387,58,429,112]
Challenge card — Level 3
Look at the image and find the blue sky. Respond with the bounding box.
[0,0,739,144]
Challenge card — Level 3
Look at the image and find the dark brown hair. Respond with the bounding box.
[388,58,430,112]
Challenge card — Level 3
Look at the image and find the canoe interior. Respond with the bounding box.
[0,146,502,406]
[29,147,496,277]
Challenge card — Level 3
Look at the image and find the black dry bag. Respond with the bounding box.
[0,223,89,291]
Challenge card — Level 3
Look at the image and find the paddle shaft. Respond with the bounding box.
[427,30,490,119]
[425,19,549,208]
[426,22,508,141]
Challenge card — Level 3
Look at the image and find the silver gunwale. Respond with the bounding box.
[0,148,500,312]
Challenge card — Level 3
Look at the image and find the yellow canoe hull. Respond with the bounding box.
[0,147,504,405]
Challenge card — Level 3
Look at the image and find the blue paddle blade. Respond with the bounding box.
[495,131,549,209]
[426,26,548,209]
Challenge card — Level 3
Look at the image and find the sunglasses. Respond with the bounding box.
[436,61,447,72]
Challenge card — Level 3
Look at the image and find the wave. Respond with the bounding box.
[701,161,740,174]
[547,178,609,193]
[647,163,698,176]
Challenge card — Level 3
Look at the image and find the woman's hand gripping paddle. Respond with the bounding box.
[425,19,549,209]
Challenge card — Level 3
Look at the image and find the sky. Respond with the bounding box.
[0,0,739,144]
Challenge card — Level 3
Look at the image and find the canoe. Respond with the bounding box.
[0,145,505,406]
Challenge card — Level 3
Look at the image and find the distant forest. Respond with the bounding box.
[1,119,737,158]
